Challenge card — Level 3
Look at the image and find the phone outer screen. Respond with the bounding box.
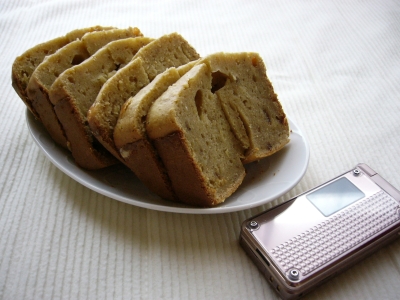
[306,177,365,217]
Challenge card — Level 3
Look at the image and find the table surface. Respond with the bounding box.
[1,1,399,299]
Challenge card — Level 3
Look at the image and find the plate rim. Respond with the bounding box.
[26,109,310,214]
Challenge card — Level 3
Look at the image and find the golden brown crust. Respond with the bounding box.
[54,98,118,169]
[153,132,245,207]
[121,139,176,201]
[29,78,70,147]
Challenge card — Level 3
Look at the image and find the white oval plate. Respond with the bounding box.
[26,110,309,214]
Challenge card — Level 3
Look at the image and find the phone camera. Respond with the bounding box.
[288,269,300,281]
[353,169,361,176]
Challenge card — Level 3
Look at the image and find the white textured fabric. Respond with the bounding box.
[1,1,400,299]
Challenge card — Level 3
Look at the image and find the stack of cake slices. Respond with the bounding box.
[12,26,290,207]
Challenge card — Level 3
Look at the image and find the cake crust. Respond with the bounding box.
[120,138,177,201]
[153,132,245,207]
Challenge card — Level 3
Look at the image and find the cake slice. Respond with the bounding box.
[113,64,195,201]
[27,27,143,148]
[197,52,290,163]
[146,63,246,206]
[88,33,199,198]
[87,33,200,162]
[12,25,114,120]
[49,37,152,169]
